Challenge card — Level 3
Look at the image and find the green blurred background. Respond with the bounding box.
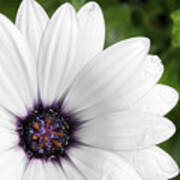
[0,0,180,179]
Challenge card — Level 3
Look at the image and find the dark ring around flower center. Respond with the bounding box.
[16,103,81,162]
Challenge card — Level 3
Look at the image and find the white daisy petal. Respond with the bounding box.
[76,111,175,150]
[0,14,37,115]
[0,127,19,152]
[73,54,163,119]
[23,160,46,180]
[23,160,67,180]
[38,3,78,105]
[44,162,67,180]
[0,147,27,180]
[64,38,156,117]
[68,146,142,180]
[62,159,85,180]
[119,146,180,180]
[0,108,17,130]
[0,109,19,152]
[129,84,179,116]
[76,2,105,68]
[15,0,49,57]
[38,2,105,105]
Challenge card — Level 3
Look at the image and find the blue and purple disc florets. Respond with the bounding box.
[17,103,80,161]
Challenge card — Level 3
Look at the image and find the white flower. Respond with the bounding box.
[0,0,178,179]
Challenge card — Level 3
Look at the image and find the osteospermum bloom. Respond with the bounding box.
[0,0,179,179]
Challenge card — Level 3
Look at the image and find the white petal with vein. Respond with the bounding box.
[16,0,49,57]
[119,146,179,180]
[68,146,142,180]
[129,84,178,115]
[76,111,175,150]
[0,14,37,115]
[64,38,150,117]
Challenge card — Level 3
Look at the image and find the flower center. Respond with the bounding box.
[17,104,78,161]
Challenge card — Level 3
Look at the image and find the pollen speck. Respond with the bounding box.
[32,135,38,140]
[33,122,40,131]
[39,143,44,148]
[52,140,62,148]
[54,132,64,137]
[44,136,49,141]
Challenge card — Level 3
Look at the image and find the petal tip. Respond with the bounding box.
[169,86,179,106]
[163,118,176,139]
[51,2,76,20]
[82,1,101,10]
[137,37,150,51]
[146,55,164,79]
[167,158,180,179]
[153,117,176,145]
[61,2,75,11]
[78,1,103,19]
[171,164,180,179]
[124,37,150,53]
[161,85,179,107]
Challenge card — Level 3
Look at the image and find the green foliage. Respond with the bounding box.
[71,0,86,10]
[0,0,180,179]
[171,10,180,48]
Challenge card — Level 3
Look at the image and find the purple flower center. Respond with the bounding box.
[17,104,80,161]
